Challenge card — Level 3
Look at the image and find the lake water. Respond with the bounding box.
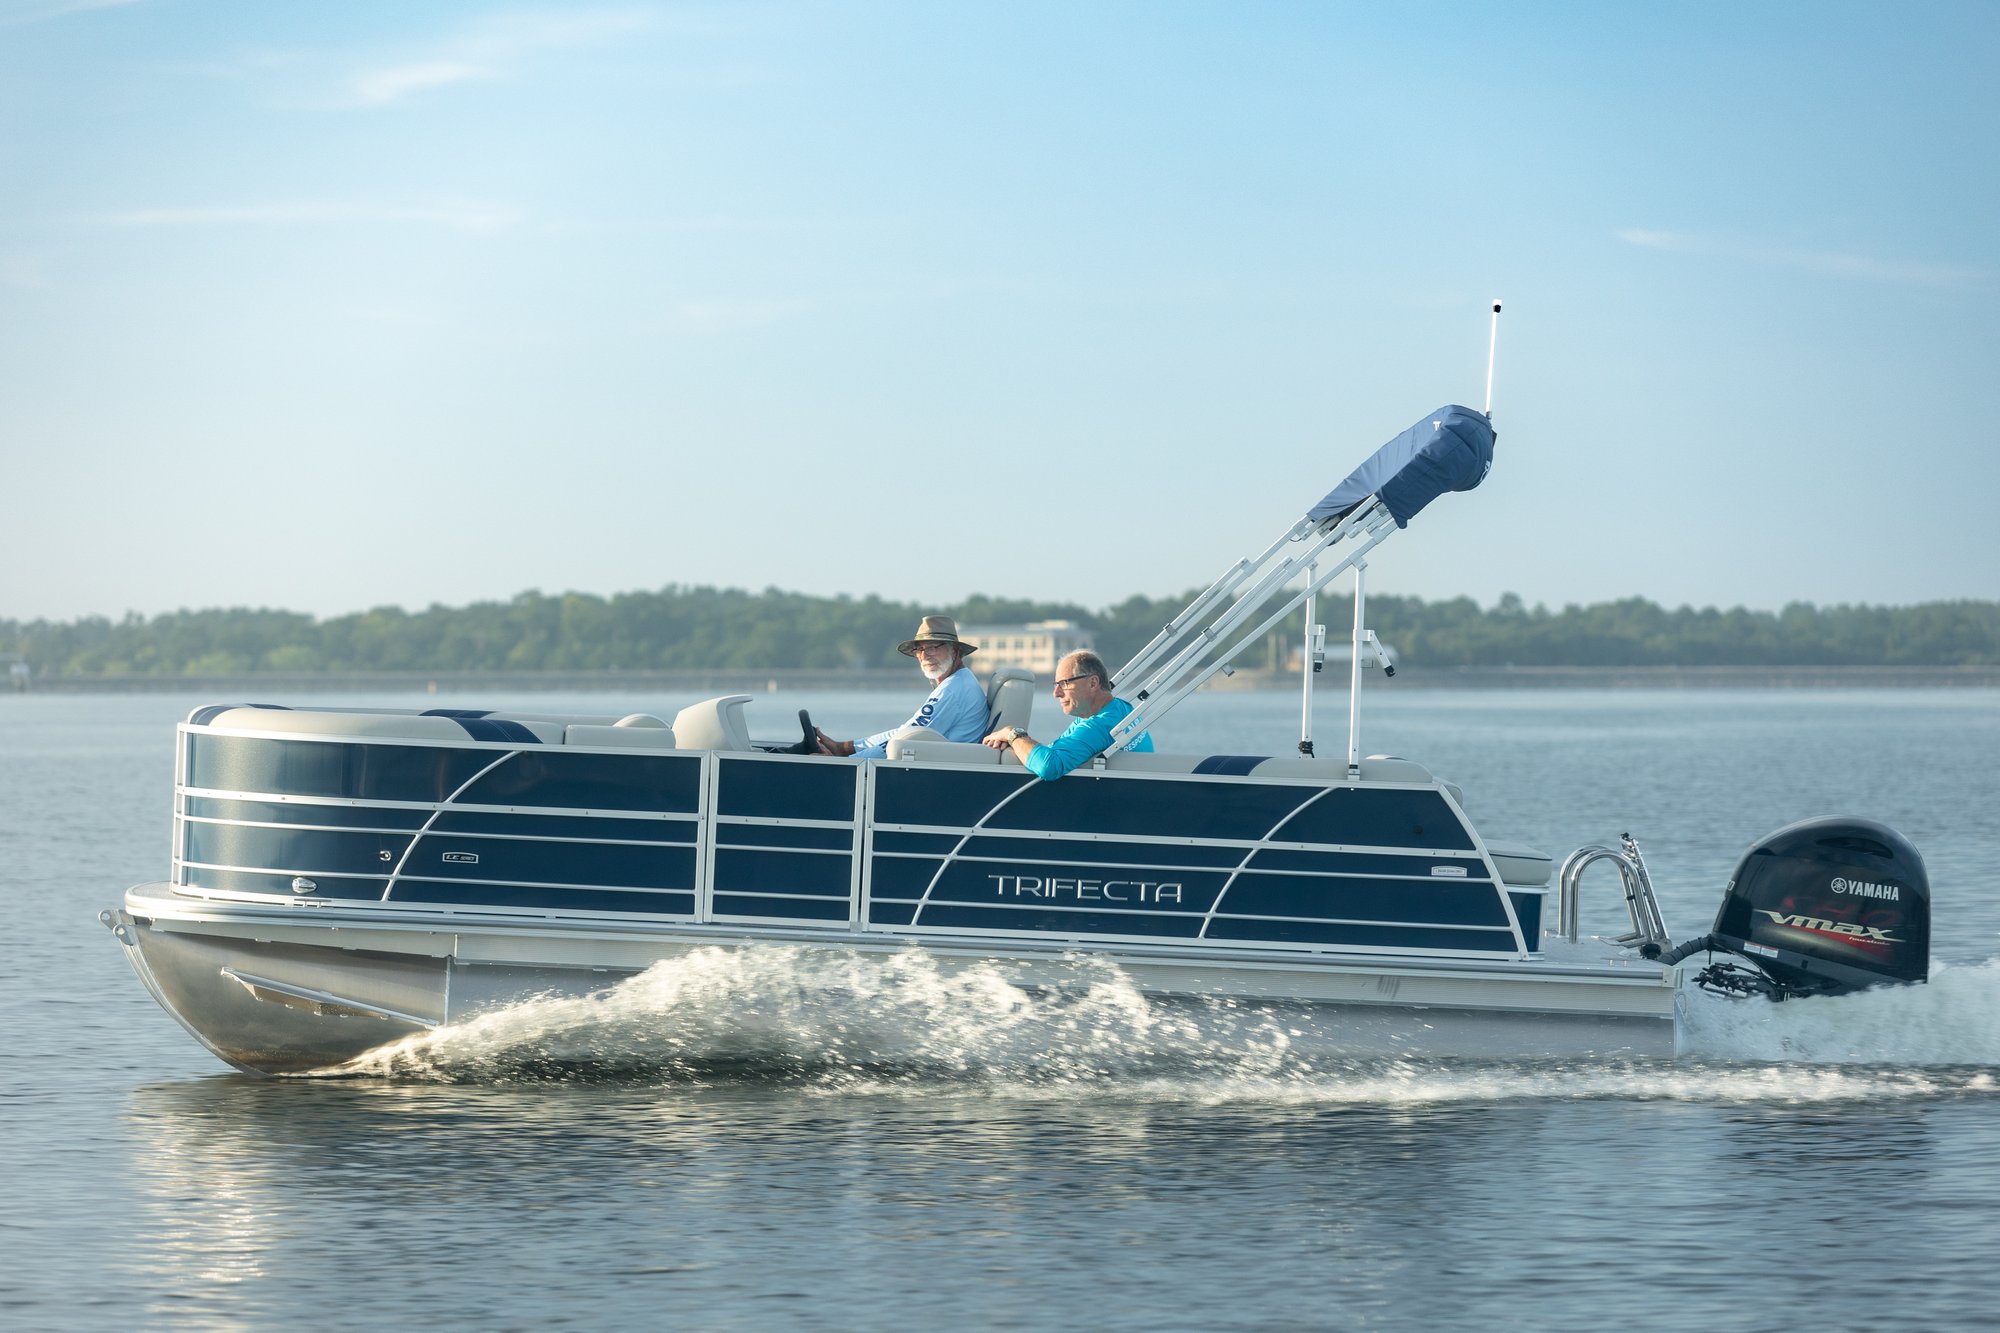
[5,685,1999,1330]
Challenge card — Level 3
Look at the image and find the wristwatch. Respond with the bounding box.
[1007,727,1024,743]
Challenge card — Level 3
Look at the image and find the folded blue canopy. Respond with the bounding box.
[1306,405,1495,528]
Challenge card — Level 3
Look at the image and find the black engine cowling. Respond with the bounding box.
[1652,816,1930,1000]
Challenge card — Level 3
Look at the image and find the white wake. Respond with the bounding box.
[335,945,2000,1102]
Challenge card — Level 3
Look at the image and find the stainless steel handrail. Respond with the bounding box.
[1556,833,1672,951]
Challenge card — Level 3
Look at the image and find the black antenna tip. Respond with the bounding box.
[1492,300,1502,313]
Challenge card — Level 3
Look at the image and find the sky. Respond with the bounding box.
[2,0,1995,624]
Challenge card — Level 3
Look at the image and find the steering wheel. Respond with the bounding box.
[785,708,818,755]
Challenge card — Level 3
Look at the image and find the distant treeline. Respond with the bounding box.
[4,587,1997,677]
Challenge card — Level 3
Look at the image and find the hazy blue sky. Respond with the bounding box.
[3,1,1994,623]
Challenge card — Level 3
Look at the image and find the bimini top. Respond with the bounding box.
[1307,404,1495,528]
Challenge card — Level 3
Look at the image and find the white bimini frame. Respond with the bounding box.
[1109,300,1504,766]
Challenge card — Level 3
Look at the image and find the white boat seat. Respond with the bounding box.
[672,695,755,751]
[564,718,676,749]
[1486,839,1554,888]
[187,706,569,745]
[984,667,1035,737]
[614,712,670,728]
[887,736,1009,766]
[1103,752,1207,774]
[1103,750,1464,804]
[1362,754,1466,809]
[1358,755,1434,783]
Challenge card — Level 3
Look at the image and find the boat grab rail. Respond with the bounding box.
[1110,500,1398,753]
[1555,833,1672,952]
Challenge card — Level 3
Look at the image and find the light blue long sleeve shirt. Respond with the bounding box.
[852,665,987,759]
[1023,695,1153,780]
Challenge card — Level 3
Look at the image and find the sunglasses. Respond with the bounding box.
[1052,673,1098,692]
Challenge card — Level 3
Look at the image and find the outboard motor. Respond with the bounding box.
[1648,816,1929,1001]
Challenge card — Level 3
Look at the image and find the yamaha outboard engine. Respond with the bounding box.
[1649,816,1929,1001]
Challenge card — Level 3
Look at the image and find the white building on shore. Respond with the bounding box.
[962,620,1095,677]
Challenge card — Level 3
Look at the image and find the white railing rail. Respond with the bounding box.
[1107,497,1399,754]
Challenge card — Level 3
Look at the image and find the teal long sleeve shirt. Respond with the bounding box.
[1023,696,1153,780]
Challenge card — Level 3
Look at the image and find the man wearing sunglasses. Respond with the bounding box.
[982,649,1153,778]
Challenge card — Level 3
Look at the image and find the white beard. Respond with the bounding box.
[919,653,953,683]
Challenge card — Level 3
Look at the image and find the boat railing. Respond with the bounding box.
[1109,499,1399,754]
[1555,834,1672,952]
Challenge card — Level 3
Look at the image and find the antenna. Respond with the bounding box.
[1483,299,1502,418]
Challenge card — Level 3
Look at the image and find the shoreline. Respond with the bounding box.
[10,664,1999,694]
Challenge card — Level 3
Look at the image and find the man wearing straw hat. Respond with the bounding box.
[815,616,988,759]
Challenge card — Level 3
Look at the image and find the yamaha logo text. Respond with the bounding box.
[1830,876,1898,901]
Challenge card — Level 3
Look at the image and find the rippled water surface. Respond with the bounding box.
[5,686,1998,1330]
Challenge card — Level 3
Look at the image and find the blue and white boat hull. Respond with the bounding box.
[105,703,1677,1073]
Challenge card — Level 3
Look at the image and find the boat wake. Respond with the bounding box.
[331,945,2000,1102]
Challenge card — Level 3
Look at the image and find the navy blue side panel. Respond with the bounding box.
[421,709,493,718]
[712,848,853,899]
[400,836,695,890]
[1217,875,1509,927]
[711,894,850,923]
[715,823,856,851]
[187,735,497,804]
[186,823,698,892]
[183,823,412,877]
[1246,848,1486,878]
[1510,891,1544,940]
[874,767,1032,826]
[716,758,857,822]
[449,717,543,744]
[1205,918,1515,952]
[188,810,701,884]
[872,831,968,854]
[458,751,703,812]
[867,856,952,900]
[429,811,698,844]
[181,867,388,900]
[911,903,1207,939]
[391,882,695,915]
[955,833,1245,870]
[179,867,697,916]
[987,777,1313,841]
[1194,755,1266,776]
[182,797,432,830]
[868,901,918,926]
[1271,787,1475,851]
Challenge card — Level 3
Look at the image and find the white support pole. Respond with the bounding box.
[1299,562,1317,757]
[1484,299,1502,418]
[1346,559,1368,779]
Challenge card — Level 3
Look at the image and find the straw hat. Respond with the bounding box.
[897,615,978,657]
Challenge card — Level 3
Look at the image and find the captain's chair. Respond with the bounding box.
[984,667,1035,738]
[672,695,754,751]
[886,667,1036,766]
